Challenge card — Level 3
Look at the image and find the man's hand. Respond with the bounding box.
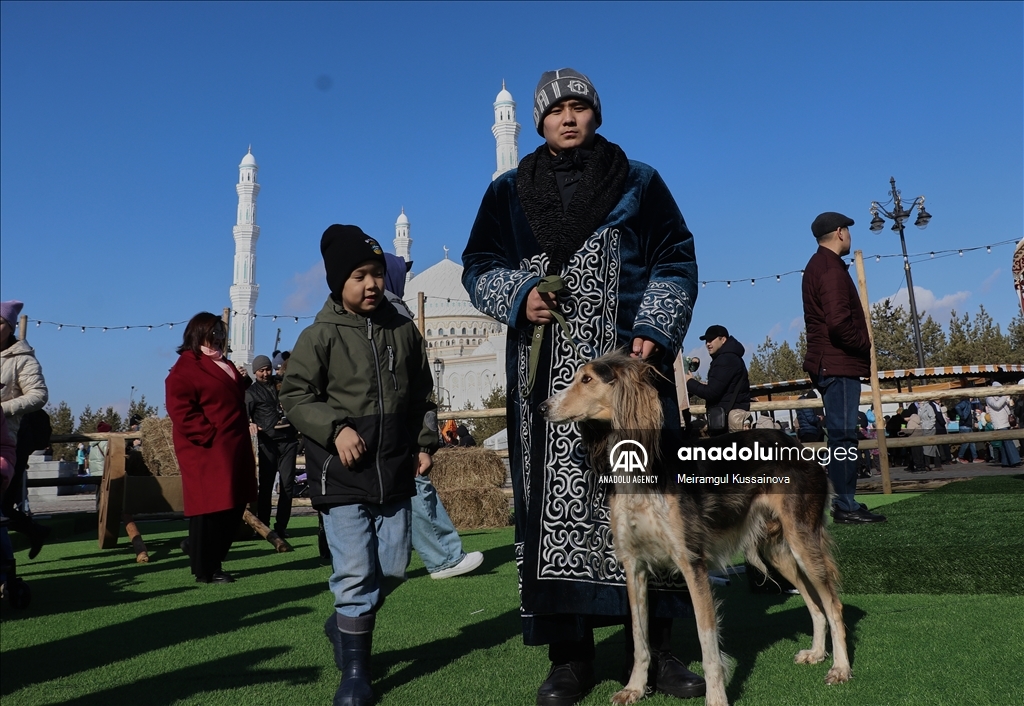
[335,426,366,468]
[415,452,433,476]
[630,337,660,360]
[525,287,558,325]
[248,423,258,436]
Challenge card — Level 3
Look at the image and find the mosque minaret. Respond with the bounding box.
[229,146,259,368]
[492,81,520,181]
[394,207,413,282]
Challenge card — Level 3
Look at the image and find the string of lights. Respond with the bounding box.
[23,238,1019,331]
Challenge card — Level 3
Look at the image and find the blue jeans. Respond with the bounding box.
[411,475,465,574]
[998,434,1021,466]
[956,427,977,460]
[323,499,411,634]
[817,375,861,512]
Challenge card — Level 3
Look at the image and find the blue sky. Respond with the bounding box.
[1,1,1021,418]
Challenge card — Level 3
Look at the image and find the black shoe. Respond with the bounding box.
[195,572,234,584]
[832,506,887,524]
[274,527,290,539]
[28,524,51,560]
[652,651,706,699]
[537,661,595,706]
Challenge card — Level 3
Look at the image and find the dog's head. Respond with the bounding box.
[539,353,664,433]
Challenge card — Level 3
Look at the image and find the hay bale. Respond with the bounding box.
[438,488,510,529]
[140,417,180,476]
[431,447,507,491]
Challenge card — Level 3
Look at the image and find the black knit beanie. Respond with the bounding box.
[320,224,387,298]
[533,68,602,135]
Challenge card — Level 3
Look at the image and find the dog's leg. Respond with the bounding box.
[763,541,829,664]
[782,521,851,685]
[675,555,730,706]
[612,554,649,705]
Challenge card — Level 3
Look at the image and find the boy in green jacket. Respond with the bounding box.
[280,224,438,706]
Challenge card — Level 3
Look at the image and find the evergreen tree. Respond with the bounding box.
[46,400,75,462]
[1009,312,1024,358]
[871,299,916,370]
[748,337,804,385]
[128,394,159,424]
[469,387,507,443]
[919,314,947,366]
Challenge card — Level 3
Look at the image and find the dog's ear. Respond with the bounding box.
[609,356,663,436]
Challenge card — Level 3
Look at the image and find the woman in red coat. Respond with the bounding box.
[166,312,257,583]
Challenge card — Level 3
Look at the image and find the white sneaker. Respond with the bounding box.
[430,551,484,579]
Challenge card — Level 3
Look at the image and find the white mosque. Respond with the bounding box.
[230,84,521,409]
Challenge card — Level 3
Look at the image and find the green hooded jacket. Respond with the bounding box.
[280,297,438,507]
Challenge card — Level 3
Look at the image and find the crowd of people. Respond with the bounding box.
[2,65,1022,706]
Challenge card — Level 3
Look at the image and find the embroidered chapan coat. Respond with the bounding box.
[462,160,698,638]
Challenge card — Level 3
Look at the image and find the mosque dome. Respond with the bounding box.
[403,255,481,318]
[396,208,409,226]
[495,84,513,103]
[240,148,258,168]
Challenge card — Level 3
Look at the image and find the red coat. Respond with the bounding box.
[165,353,257,516]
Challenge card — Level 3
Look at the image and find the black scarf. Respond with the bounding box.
[516,134,629,274]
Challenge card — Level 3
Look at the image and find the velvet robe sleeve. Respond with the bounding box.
[462,178,543,331]
[630,170,698,357]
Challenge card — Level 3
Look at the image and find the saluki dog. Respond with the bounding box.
[539,353,850,706]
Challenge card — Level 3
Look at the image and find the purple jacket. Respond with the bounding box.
[801,246,870,379]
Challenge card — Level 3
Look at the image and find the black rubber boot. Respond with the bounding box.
[324,616,373,706]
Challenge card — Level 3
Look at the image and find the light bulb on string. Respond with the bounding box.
[272,316,276,322]
[958,250,963,257]
[875,255,880,262]
[701,282,706,288]
[57,325,62,331]
[726,281,731,288]
[930,252,934,258]
[294,317,299,323]
[81,327,86,333]
[102,327,107,333]
[750,279,755,286]
[35,321,40,327]
[776,275,781,282]
[147,326,152,331]
[987,246,991,253]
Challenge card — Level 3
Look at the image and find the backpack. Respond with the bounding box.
[16,409,52,456]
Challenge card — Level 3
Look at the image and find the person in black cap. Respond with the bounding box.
[463,69,701,706]
[802,212,886,524]
[686,325,751,434]
[280,224,439,706]
[245,353,298,537]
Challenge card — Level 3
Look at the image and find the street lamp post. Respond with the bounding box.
[432,358,445,411]
[869,176,932,368]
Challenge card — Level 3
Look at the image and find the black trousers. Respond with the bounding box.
[189,504,245,579]
[256,433,298,531]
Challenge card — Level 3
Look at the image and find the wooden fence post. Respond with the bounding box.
[417,292,426,338]
[854,250,892,494]
[18,314,28,341]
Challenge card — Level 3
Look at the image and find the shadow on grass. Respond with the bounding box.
[373,608,522,696]
[589,581,868,702]
[56,648,319,706]
[0,582,323,697]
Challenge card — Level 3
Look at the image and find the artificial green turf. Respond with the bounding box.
[2,477,1022,705]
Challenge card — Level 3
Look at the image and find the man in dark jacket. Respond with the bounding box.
[802,212,885,524]
[463,69,702,706]
[686,325,750,434]
[245,354,298,537]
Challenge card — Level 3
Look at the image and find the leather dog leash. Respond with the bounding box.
[526,275,585,395]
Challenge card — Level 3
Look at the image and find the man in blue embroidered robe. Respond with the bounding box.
[462,68,702,705]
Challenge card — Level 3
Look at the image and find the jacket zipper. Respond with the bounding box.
[387,345,397,390]
[367,318,386,504]
[321,455,330,496]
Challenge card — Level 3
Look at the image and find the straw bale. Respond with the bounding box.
[437,488,511,529]
[430,447,507,491]
[140,417,181,476]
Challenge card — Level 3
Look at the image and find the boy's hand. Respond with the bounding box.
[415,452,433,476]
[335,427,366,467]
